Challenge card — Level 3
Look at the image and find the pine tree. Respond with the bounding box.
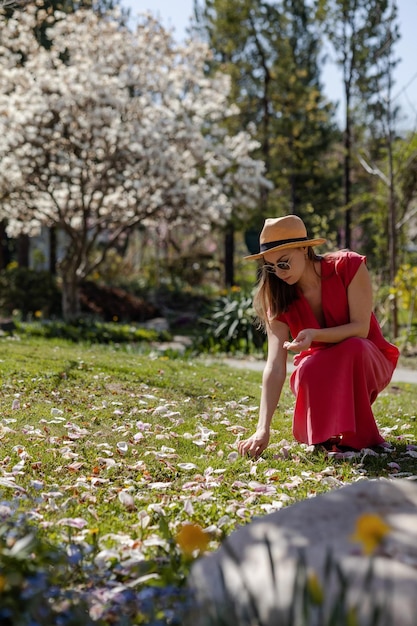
[193,0,341,284]
[318,0,396,249]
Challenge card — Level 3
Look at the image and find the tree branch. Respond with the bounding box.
[357,153,389,186]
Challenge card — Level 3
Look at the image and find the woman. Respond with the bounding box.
[237,215,399,458]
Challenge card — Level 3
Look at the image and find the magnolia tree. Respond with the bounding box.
[0,6,267,319]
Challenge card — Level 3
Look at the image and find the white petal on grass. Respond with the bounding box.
[91,477,110,487]
[118,491,136,511]
[217,515,231,527]
[226,425,247,434]
[178,463,198,470]
[116,442,128,455]
[94,549,120,568]
[97,457,117,469]
[281,476,304,489]
[148,482,173,489]
[183,499,194,515]
[137,512,151,529]
[260,502,284,513]
[361,448,379,456]
[152,405,172,415]
[147,504,166,516]
[387,462,401,470]
[232,481,247,488]
[30,480,44,490]
[322,476,344,487]
[197,426,216,441]
[0,478,26,493]
[11,460,25,473]
[248,481,277,495]
[59,447,79,459]
[264,468,279,478]
[41,490,64,499]
[143,536,170,549]
[57,517,88,529]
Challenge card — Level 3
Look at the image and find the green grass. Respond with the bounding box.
[0,335,416,624]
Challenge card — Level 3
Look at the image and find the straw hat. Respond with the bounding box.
[244,215,326,260]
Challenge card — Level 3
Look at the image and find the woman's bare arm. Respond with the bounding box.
[237,319,289,457]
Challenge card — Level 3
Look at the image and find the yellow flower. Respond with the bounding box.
[346,606,360,626]
[306,571,323,605]
[350,513,391,555]
[176,523,209,556]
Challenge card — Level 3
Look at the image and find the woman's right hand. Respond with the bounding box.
[237,428,270,459]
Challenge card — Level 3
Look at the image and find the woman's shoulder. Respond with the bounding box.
[321,249,366,283]
[323,249,365,263]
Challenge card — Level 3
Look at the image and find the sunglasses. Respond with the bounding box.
[263,259,291,273]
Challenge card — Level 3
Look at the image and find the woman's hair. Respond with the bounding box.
[253,247,322,330]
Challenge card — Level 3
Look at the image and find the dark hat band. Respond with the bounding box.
[260,236,308,252]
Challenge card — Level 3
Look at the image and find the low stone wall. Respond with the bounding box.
[187,479,417,626]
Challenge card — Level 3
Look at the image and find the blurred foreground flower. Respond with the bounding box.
[306,571,323,605]
[350,513,391,555]
[176,523,210,556]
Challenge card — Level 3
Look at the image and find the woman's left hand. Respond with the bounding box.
[284,329,315,352]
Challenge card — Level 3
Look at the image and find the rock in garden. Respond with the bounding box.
[187,479,417,626]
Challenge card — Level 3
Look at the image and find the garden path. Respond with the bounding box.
[221,357,417,384]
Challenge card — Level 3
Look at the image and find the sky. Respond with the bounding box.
[124,0,417,130]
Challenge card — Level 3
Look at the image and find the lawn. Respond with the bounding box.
[0,335,416,624]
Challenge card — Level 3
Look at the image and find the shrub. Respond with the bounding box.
[16,318,171,344]
[195,288,265,355]
[0,266,61,320]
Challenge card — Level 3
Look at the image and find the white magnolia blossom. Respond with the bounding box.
[0,6,268,314]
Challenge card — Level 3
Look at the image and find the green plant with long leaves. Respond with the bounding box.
[196,288,266,355]
[0,511,102,626]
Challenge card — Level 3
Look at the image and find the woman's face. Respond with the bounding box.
[262,247,306,284]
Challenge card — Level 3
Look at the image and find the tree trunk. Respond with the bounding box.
[17,233,30,267]
[387,107,398,339]
[388,185,398,339]
[0,220,10,270]
[49,226,57,275]
[344,109,352,250]
[224,224,235,288]
[61,273,81,320]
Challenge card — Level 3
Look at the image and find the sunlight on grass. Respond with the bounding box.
[0,336,416,624]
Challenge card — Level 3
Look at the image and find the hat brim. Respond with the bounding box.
[244,238,327,261]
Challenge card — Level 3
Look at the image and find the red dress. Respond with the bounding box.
[278,250,399,449]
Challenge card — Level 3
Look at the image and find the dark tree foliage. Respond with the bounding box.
[317,0,398,249]
[193,0,342,242]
